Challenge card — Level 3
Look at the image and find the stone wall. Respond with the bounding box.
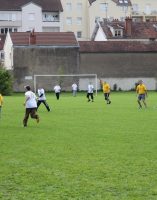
[13,46,79,92]
[79,52,157,90]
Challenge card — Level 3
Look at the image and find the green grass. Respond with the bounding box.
[1,92,157,200]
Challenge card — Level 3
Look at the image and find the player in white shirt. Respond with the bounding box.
[37,87,50,111]
[23,85,39,127]
[87,83,94,102]
[72,83,78,97]
[54,84,61,100]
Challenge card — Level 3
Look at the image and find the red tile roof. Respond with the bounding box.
[96,20,157,39]
[0,0,63,12]
[10,32,79,47]
[79,41,157,53]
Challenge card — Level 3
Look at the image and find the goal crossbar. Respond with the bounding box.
[34,74,98,95]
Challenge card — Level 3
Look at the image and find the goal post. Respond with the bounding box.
[33,74,98,95]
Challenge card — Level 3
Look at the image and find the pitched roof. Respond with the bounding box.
[0,34,6,50]
[0,0,63,12]
[88,0,96,5]
[79,41,157,53]
[10,32,79,47]
[94,20,157,39]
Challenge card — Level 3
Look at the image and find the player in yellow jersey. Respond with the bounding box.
[0,93,3,118]
[136,80,147,109]
[100,80,111,104]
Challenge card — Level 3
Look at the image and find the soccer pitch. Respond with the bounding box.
[1,92,157,200]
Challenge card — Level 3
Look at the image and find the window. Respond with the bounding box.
[0,13,16,21]
[132,4,139,13]
[0,13,9,21]
[29,13,35,21]
[0,27,18,33]
[0,51,5,60]
[95,17,100,23]
[145,4,151,15]
[76,17,82,25]
[77,31,82,38]
[43,13,59,22]
[12,13,16,21]
[100,3,108,11]
[114,30,122,37]
[66,3,72,11]
[77,3,82,11]
[66,17,72,25]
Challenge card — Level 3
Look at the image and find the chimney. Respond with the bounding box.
[29,29,36,45]
[125,17,132,37]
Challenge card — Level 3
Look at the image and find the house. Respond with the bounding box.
[4,31,79,91]
[0,0,63,33]
[92,17,157,41]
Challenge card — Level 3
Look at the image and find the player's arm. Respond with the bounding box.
[23,95,30,106]
[39,93,43,97]
[136,86,139,95]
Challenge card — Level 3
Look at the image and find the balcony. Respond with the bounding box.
[42,12,60,22]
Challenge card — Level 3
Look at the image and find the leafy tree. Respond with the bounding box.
[0,67,13,95]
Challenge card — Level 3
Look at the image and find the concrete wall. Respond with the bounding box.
[13,46,79,92]
[12,48,157,91]
[79,52,157,90]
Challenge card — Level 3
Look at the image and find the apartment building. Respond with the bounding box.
[61,0,131,40]
[131,0,157,22]
[0,0,63,34]
[60,0,89,40]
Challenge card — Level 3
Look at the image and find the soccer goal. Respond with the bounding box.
[33,74,98,95]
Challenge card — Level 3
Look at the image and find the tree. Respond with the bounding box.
[0,67,13,95]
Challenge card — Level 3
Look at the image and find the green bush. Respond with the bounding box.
[0,67,13,95]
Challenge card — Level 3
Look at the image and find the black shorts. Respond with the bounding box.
[104,93,110,100]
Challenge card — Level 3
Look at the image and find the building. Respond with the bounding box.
[131,0,157,22]
[2,30,157,91]
[3,31,79,91]
[92,18,157,41]
[0,0,63,34]
[61,0,132,40]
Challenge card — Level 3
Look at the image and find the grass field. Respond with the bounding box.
[1,92,157,200]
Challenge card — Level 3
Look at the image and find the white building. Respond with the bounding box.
[0,0,63,33]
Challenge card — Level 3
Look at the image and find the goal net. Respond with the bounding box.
[34,74,98,94]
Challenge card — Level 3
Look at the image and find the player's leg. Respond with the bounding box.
[43,100,50,111]
[56,93,59,100]
[87,93,90,102]
[91,93,94,102]
[137,95,142,108]
[23,108,30,127]
[142,95,147,108]
[37,100,41,109]
[107,93,111,104]
[30,108,39,123]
